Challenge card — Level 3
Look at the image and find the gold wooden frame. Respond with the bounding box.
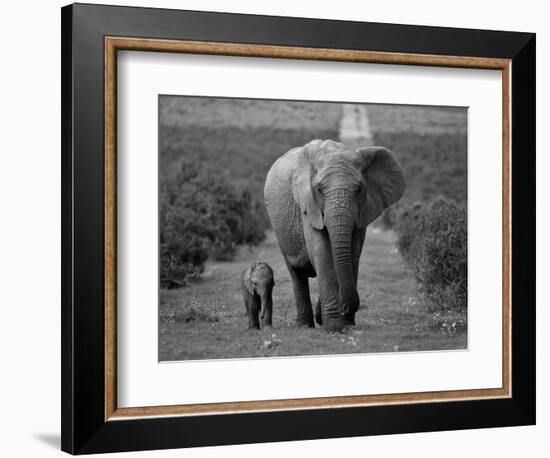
[104,37,512,421]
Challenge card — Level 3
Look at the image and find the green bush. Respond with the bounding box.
[160,159,266,288]
[395,197,467,312]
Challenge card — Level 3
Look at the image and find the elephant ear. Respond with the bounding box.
[291,146,324,230]
[244,265,255,295]
[357,146,406,227]
[303,189,324,230]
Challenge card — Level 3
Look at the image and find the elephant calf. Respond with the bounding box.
[242,262,275,330]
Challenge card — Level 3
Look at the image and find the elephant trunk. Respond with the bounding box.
[325,191,360,319]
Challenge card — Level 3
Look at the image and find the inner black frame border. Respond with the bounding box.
[61,3,535,454]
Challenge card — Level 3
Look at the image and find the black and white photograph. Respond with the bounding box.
[159,96,468,361]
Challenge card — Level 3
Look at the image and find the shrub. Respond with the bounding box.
[162,298,220,324]
[160,159,266,288]
[160,293,220,324]
[395,197,467,312]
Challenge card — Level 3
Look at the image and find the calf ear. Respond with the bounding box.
[244,267,255,295]
[357,146,406,227]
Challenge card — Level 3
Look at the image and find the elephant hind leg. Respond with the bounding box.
[286,260,314,328]
[315,299,322,326]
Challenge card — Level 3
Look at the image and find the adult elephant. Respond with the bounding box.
[264,139,405,332]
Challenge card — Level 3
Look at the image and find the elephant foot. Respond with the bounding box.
[323,314,355,333]
[342,313,355,326]
[296,316,314,328]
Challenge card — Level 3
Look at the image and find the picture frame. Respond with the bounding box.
[61,3,535,454]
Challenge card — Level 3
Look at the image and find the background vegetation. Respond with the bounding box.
[373,105,467,228]
[160,159,266,287]
[368,105,468,322]
[395,199,467,316]
[159,97,340,285]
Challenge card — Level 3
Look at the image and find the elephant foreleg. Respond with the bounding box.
[352,228,366,283]
[285,260,314,328]
[314,238,352,332]
[350,228,367,319]
[317,262,342,330]
[246,294,261,330]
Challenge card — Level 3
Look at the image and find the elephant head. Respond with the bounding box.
[244,262,275,327]
[292,140,405,320]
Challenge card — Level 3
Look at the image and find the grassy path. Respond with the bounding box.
[160,229,466,361]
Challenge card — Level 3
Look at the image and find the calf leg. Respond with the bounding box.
[246,294,260,330]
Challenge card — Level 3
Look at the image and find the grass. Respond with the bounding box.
[160,96,343,130]
[160,125,338,198]
[160,100,467,209]
[159,229,467,361]
[159,98,341,226]
[366,104,467,135]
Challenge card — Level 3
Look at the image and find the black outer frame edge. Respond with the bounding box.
[69,2,534,58]
[79,398,531,455]
[61,4,75,455]
[61,3,536,454]
[510,34,536,423]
